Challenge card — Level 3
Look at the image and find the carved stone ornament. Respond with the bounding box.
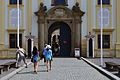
[54,8,65,17]
[72,2,85,16]
[34,2,47,16]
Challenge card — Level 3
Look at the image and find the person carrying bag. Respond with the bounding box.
[31,46,39,73]
[16,46,27,68]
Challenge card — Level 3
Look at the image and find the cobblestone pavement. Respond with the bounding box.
[88,58,120,78]
[7,58,110,80]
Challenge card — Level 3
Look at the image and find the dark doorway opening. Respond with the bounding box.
[28,39,32,58]
[89,38,93,57]
[48,22,71,57]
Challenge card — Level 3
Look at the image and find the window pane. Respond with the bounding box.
[10,8,22,27]
[52,0,67,5]
[98,8,110,27]
[9,34,16,48]
[9,34,22,48]
[98,0,110,5]
[54,0,65,5]
[10,0,22,4]
[98,35,110,49]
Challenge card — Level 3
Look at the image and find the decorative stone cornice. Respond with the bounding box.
[7,28,25,33]
[93,27,115,32]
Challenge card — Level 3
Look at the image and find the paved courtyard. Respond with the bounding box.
[7,58,110,80]
[88,58,120,78]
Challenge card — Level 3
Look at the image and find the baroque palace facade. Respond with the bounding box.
[0,0,120,58]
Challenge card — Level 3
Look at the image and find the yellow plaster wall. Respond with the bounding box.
[27,0,32,34]
[38,0,43,4]
[0,0,5,49]
[82,39,87,57]
[0,0,1,41]
[76,0,80,3]
[116,0,120,57]
[87,0,93,33]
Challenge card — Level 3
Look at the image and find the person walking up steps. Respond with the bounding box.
[45,45,52,72]
[31,46,39,74]
[16,46,27,68]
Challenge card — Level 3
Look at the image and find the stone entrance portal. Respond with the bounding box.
[48,22,71,57]
[35,2,84,57]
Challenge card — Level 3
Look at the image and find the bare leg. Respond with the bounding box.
[34,62,38,72]
[44,56,46,63]
[46,60,48,72]
[49,60,51,70]
[23,57,27,68]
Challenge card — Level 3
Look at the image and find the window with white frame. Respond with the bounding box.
[98,8,110,27]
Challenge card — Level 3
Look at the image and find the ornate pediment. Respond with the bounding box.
[34,2,85,21]
[54,8,65,17]
[47,6,72,18]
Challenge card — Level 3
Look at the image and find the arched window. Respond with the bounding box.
[98,0,110,5]
[10,0,22,4]
[98,8,110,27]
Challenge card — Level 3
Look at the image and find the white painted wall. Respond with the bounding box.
[32,0,38,38]
[43,0,53,10]
[43,0,76,10]
[81,0,87,39]
[67,0,76,9]
[93,0,96,28]
[24,0,27,35]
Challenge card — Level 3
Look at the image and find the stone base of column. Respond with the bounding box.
[0,44,4,50]
[115,43,120,57]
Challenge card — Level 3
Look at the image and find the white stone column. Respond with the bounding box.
[92,38,95,58]
[31,39,34,51]
[26,39,28,55]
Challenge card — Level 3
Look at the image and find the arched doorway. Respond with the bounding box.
[48,22,71,57]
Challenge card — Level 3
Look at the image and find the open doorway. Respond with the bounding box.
[48,22,71,57]
[89,38,93,57]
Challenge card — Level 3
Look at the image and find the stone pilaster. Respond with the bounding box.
[75,21,81,48]
[0,0,5,49]
[38,21,45,54]
[87,0,93,32]
[116,0,120,57]
[27,0,32,34]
